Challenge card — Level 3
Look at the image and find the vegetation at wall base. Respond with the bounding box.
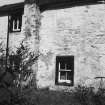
[0,41,38,104]
[0,42,105,105]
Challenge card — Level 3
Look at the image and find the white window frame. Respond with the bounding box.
[9,11,22,32]
[58,62,72,84]
[12,18,21,32]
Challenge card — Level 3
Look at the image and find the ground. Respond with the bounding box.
[0,86,105,105]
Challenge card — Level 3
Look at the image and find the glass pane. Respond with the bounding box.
[60,71,66,80]
[18,17,21,29]
[67,71,70,80]
[14,19,17,29]
[60,62,65,69]
[67,63,71,70]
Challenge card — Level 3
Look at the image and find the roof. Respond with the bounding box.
[0,0,103,13]
[0,2,24,15]
[38,0,103,11]
[0,0,24,7]
[24,0,102,5]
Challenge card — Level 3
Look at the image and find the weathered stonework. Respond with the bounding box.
[1,1,105,91]
[0,16,8,50]
[22,3,41,87]
[37,4,105,90]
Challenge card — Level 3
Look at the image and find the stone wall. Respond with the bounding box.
[37,3,105,90]
[1,2,105,90]
[0,14,24,53]
[0,16,8,51]
[22,3,41,87]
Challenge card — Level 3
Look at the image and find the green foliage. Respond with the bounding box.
[1,42,105,105]
[73,85,95,105]
[93,88,105,105]
[0,42,6,74]
[73,85,105,105]
[0,41,39,104]
[8,42,38,88]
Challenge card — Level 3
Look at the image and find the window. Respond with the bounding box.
[55,56,74,86]
[9,12,22,32]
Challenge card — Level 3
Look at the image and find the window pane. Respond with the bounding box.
[18,17,21,29]
[14,19,17,29]
[56,56,74,86]
[67,71,70,80]
[67,63,71,70]
[60,71,66,80]
[60,62,65,69]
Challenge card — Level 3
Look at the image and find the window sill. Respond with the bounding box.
[9,30,21,33]
[55,82,73,86]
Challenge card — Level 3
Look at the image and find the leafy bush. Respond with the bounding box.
[0,41,39,104]
[72,85,105,105]
[8,42,39,104]
[8,42,38,89]
[0,42,6,75]
[1,42,105,105]
[72,85,94,105]
[93,88,105,105]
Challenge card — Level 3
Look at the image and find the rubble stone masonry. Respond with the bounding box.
[1,2,105,90]
[37,4,105,90]
[22,3,41,87]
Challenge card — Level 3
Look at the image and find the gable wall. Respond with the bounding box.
[0,14,24,53]
[37,3,105,90]
[1,2,105,90]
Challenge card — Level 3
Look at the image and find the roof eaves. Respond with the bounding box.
[0,2,24,15]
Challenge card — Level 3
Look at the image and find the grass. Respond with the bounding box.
[20,88,77,105]
[19,86,105,105]
[1,85,105,105]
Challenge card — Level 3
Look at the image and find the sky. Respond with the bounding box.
[0,0,24,6]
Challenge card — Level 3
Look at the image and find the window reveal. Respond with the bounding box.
[55,56,74,86]
[12,17,21,31]
[9,11,22,32]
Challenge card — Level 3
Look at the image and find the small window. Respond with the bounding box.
[55,56,74,86]
[9,12,22,32]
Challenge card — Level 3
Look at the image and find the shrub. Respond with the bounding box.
[8,42,38,89]
[72,85,95,105]
[0,41,39,104]
[93,88,105,105]
[0,42,6,76]
[72,85,105,105]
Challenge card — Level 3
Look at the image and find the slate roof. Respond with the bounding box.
[0,0,103,13]
[0,0,24,7]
